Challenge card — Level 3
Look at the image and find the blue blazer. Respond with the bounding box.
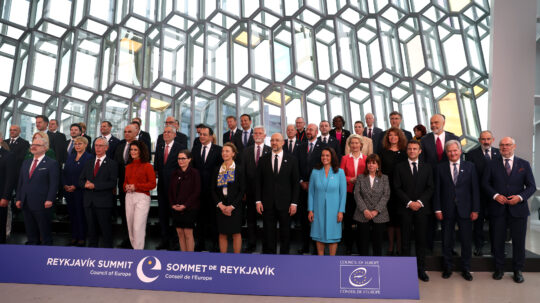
[433,161,480,219]
[16,156,59,211]
[62,152,93,189]
[482,156,536,218]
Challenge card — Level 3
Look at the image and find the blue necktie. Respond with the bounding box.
[243,131,248,146]
[505,159,511,176]
[453,163,458,185]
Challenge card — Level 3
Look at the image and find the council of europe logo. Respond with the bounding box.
[136,256,162,283]
[340,265,380,289]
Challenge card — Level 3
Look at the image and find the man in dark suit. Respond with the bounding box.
[35,115,66,165]
[232,113,255,155]
[66,123,86,155]
[434,140,480,281]
[420,113,459,250]
[483,137,536,283]
[319,120,342,157]
[393,140,434,282]
[48,119,69,160]
[191,125,223,251]
[295,117,307,143]
[92,121,120,158]
[131,117,152,152]
[7,125,30,178]
[256,133,299,254]
[363,113,383,143]
[154,126,182,250]
[114,124,138,248]
[375,111,412,154]
[284,124,301,155]
[156,116,188,150]
[465,130,500,256]
[0,138,16,243]
[241,126,271,253]
[80,137,118,248]
[15,137,59,245]
[296,123,325,254]
[192,123,204,149]
[223,116,240,144]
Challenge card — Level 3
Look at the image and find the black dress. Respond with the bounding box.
[168,166,201,228]
[378,148,407,226]
[211,163,245,235]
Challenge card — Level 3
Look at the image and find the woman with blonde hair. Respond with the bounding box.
[25,132,55,159]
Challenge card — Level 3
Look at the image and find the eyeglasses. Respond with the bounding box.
[165,121,175,125]
[177,157,188,161]
[30,144,45,147]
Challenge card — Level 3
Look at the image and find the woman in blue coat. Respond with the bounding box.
[308,147,347,255]
[62,136,92,246]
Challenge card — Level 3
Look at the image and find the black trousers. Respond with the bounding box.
[343,192,358,252]
[490,211,527,271]
[0,205,7,243]
[85,206,113,248]
[357,220,385,256]
[473,197,489,250]
[262,205,291,254]
[441,209,473,271]
[296,189,311,251]
[245,191,259,248]
[22,203,53,245]
[194,195,218,250]
[157,190,177,244]
[401,210,428,270]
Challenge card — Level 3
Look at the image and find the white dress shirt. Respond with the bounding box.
[29,154,46,173]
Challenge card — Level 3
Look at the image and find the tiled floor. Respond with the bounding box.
[1,272,539,303]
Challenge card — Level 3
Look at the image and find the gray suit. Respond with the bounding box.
[353,174,390,223]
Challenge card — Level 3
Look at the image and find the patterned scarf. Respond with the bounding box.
[217,162,235,187]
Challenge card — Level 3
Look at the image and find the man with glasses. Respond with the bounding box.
[16,137,59,245]
[156,116,188,150]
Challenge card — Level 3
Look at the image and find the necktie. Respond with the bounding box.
[256,145,261,166]
[68,140,74,154]
[368,128,372,138]
[453,163,458,185]
[123,143,129,162]
[274,154,279,175]
[323,137,327,144]
[436,136,443,161]
[164,144,169,164]
[289,140,293,153]
[229,131,233,141]
[243,131,248,146]
[308,142,313,154]
[201,145,207,164]
[412,161,418,177]
[94,159,101,177]
[10,139,15,145]
[505,159,511,176]
[484,149,490,160]
[29,159,38,178]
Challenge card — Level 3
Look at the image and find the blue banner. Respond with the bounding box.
[0,245,419,299]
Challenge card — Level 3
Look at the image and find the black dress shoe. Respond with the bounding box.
[155,242,169,250]
[461,271,473,281]
[442,269,452,279]
[492,269,504,280]
[244,244,256,254]
[513,271,524,283]
[418,270,429,282]
[474,248,483,256]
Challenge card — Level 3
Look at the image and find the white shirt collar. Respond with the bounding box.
[33,154,46,162]
[202,142,212,149]
[11,136,20,141]
[101,134,112,141]
[96,155,106,163]
[272,150,283,158]
[349,153,363,159]
[503,155,515,162]
[255,143,265,149]
[308,138,317,144]
[408,158,419,164]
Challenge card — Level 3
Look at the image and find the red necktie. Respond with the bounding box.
[436,136,443,161]
[368,128,372,138]
[164,144,169,164]
[29,159,38,178]
[93,159,101,177]
[256,145,261,166]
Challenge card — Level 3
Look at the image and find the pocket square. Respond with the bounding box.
[519,167,525,173]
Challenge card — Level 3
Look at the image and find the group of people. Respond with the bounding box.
[0,111,535,284]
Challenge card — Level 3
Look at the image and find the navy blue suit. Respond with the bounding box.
[482,156,536,271]
[62,152,93,242]
[0,148,16,243]
[434,161,480,271]
[16,156,59,245]
[465,146,500,250]
[91,135,121,159]
[79,156,118,248]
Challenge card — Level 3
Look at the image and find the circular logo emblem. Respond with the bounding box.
[136,256,162,283]
[348,267,372,287]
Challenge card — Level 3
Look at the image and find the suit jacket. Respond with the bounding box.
[223,129,242,145]
[47,130,67,164]
[113,140,131,189]
[255,152,300,211]
[434,161,480,219]
[7,137,29,179]
[154,141,182,194]
[91,135,121,159]
[83,134,92,152]
[283,138,301,155]
[16,156,59,210]
[192,137,201,149]
[363,126,383,141]
[297,140,325,182]
[465,146,500,178]
[242,144,271,196]
[0,148,16,200]
[329,128,351,157]
[319,136,342,158]
[376,128,413,154]
[296,129,307,143]
[232,128,255,154]
[79,156,118,208]
[211,162,245,208]
[191,143,223,195]
[393,160,434,213]
[156,132,188,151]
[137,130,152,152]
[482,156,536,218]
[353,174,390,223]
[420,131,459,169]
